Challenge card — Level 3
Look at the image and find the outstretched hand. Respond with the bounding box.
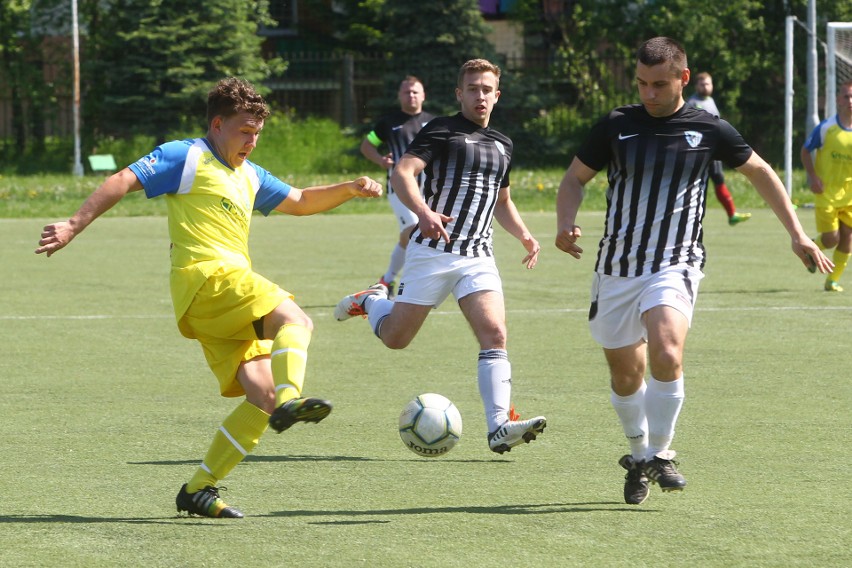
[555,226,583,259]
[35,220,76,257]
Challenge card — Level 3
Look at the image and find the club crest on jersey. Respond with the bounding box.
[684,131,703,148]
[494,140,506,155]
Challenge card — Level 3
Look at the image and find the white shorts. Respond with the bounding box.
[388,191,418,232]
[588,265,704,349]
[396,242,503,307]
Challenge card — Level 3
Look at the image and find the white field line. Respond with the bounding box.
[3,304,852,321]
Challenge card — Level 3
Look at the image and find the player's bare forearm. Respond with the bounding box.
[277,177,382,215]
[360,139,392,170]
[737,154,832,273]
[493,189,539,268]
[35,168,141,256]
[555,159,593,259]
[799,147,823,193]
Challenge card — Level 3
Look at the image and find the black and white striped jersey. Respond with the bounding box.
[371,110,435,194]
[576,103,753,277]
[404,112,512,257]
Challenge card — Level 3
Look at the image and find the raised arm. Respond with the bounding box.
[35,167,143,257]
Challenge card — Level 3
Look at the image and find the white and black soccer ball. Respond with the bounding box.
[398,393,463,457]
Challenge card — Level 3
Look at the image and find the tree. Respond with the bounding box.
[510,0,852,164]
[81,0,284,143]
[0,0,64,163]
[308,0,500,115]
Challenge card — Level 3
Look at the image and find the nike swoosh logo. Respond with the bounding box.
[392,126,403,131]
[465,138,477,144]
[618,133,639,140]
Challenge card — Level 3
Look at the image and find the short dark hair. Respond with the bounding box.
[637,37,688,75]
[206,77,270,125]
[457,59,501,88]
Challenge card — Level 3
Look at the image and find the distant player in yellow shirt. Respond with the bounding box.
[801,80,852,292]
[35,77,383,518]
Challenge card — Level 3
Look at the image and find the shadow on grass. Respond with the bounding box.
[0,514,213,526]
[128,454,513,466]
[0,502,658,526]
[265,501,657,519]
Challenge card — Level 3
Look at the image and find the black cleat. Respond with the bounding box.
[618,455,650,505]
[176,484,244,518]
[269,397,333,433]
[643,452,687,492]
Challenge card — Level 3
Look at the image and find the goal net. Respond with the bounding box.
[826,22,852,118]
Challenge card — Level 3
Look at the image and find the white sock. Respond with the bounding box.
[366,296,393,338]
[477,349,511,433]
[610,381,648,461]
[645,375,684,460]
[383,243,407,284]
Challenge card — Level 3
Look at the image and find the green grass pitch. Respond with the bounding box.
[1,209,850,567]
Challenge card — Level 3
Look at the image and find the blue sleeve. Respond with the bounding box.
[250,162,292,216]
[128,140,193,198]
[803,123,824,152]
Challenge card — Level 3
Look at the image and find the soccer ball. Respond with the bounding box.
[398,393,463,457]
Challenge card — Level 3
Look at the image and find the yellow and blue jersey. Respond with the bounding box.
[803,116,852,207]
[128,138,291,319]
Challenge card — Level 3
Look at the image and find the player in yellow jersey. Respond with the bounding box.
[801,80,852,292]
[35,77,382,518]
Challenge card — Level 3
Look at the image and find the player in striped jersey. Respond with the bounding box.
[360,76,435,296]
[36,77,383,518]
[555,37,831,505]
[337,59,547,455]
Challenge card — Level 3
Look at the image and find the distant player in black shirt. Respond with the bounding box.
[555,37,830,505]
[338,59,546,455]
[360,77,435,296]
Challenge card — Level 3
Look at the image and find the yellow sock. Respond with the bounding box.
[186,401,270,493]
[831,249,851,282]
[271,323,312,407]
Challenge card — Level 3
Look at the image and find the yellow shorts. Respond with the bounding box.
[814,203,852,234]
[178,264,291,397]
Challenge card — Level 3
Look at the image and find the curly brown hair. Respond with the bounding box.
[206,77,270,125]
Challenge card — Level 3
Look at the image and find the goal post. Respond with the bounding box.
[826,22,852,119]
[784,20,852,197]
